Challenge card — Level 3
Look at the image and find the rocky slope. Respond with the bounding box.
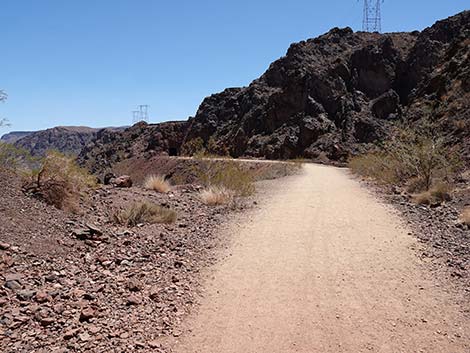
[0,131,33,144]
[74,11,469,172]
[0,167,230,352]
[11,126,102,157]
[78,121,188,175]
[183,11,469,163]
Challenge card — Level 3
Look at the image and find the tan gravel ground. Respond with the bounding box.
[173,164,470,353]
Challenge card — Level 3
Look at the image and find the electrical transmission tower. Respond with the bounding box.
[362,0,383,32]
[132,105,150,124]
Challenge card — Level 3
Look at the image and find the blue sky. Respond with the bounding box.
[1,1,468,134]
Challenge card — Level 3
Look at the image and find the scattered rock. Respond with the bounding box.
[127,295,142,306]
[0,242,11,250]
[16,289,36,301]
[39,317,55,327]
[35,291,50,303]
[79,308,96,322]
[111,175,133,188]
[4,280,22,291]
[126,279,142,292]
[63,328,80,340]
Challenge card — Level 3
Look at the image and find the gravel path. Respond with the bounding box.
[173,164,470,353]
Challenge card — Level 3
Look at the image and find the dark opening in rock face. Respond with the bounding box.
[169,147,178,156]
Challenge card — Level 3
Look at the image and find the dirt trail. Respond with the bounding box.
[173,164,470,353]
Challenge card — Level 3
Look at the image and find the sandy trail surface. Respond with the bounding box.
[173,164,470,353]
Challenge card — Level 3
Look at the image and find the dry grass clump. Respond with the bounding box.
[412,182,452,205]
[349,152,399,184]
[113,201,176,226]
[144,174,171,193]
[23,151,96,211]
[195,160,255,196]
[459,207,470,226]
[199,186,234,206]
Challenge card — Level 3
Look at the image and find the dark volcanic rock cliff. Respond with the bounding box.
[183,11,469,162]
[78,121,188,174]
[77,11,469,172]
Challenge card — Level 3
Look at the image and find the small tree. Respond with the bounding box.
[349,119,460,191]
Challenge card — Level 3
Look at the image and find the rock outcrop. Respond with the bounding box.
[182,11,469,163]
[63,11,470,170]
[78,121,188,174]
[0,131,33,144]
[12,126,103,156]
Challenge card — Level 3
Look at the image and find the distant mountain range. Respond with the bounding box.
[0,131,34,144]
[1,126,126,156]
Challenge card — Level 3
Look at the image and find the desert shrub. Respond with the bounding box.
[453,119,467,132]
[24,151,96,210]
[199,186,234,206]
[349,122,460,191]
[459,207,470,226]
[411,182,452,205]
[143,174,171,193]
[0,143,34,170]
[206,136,230,157]
[113,201,176,226]
[349,152,401,184]
[181,137,205,156]
[195,160,255,196]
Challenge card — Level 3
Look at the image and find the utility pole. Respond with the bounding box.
[131,105,150,124]
[132,110,141,124]
[138,105,149,122]
[362,0,383,32]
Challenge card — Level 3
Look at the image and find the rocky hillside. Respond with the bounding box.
[183,11,469,163]
[78,121,188,174]
[0,131,33,144]
[11,126,102,156]
[76,11,469,172]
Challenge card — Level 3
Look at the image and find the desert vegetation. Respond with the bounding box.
[113,201,177,226]
[194,159,255,197]
[181,137,205,156]
[199,186,235,206]
[23,150,96,211]
[349,121,461,204]
[411,182,452,205]
[459,207,470,226]
[144,174,171,193]
[0,143,34,170]
[181,136,230,158]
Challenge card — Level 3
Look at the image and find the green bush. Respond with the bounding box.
[0,143,34,170]
[349,121,461,191]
